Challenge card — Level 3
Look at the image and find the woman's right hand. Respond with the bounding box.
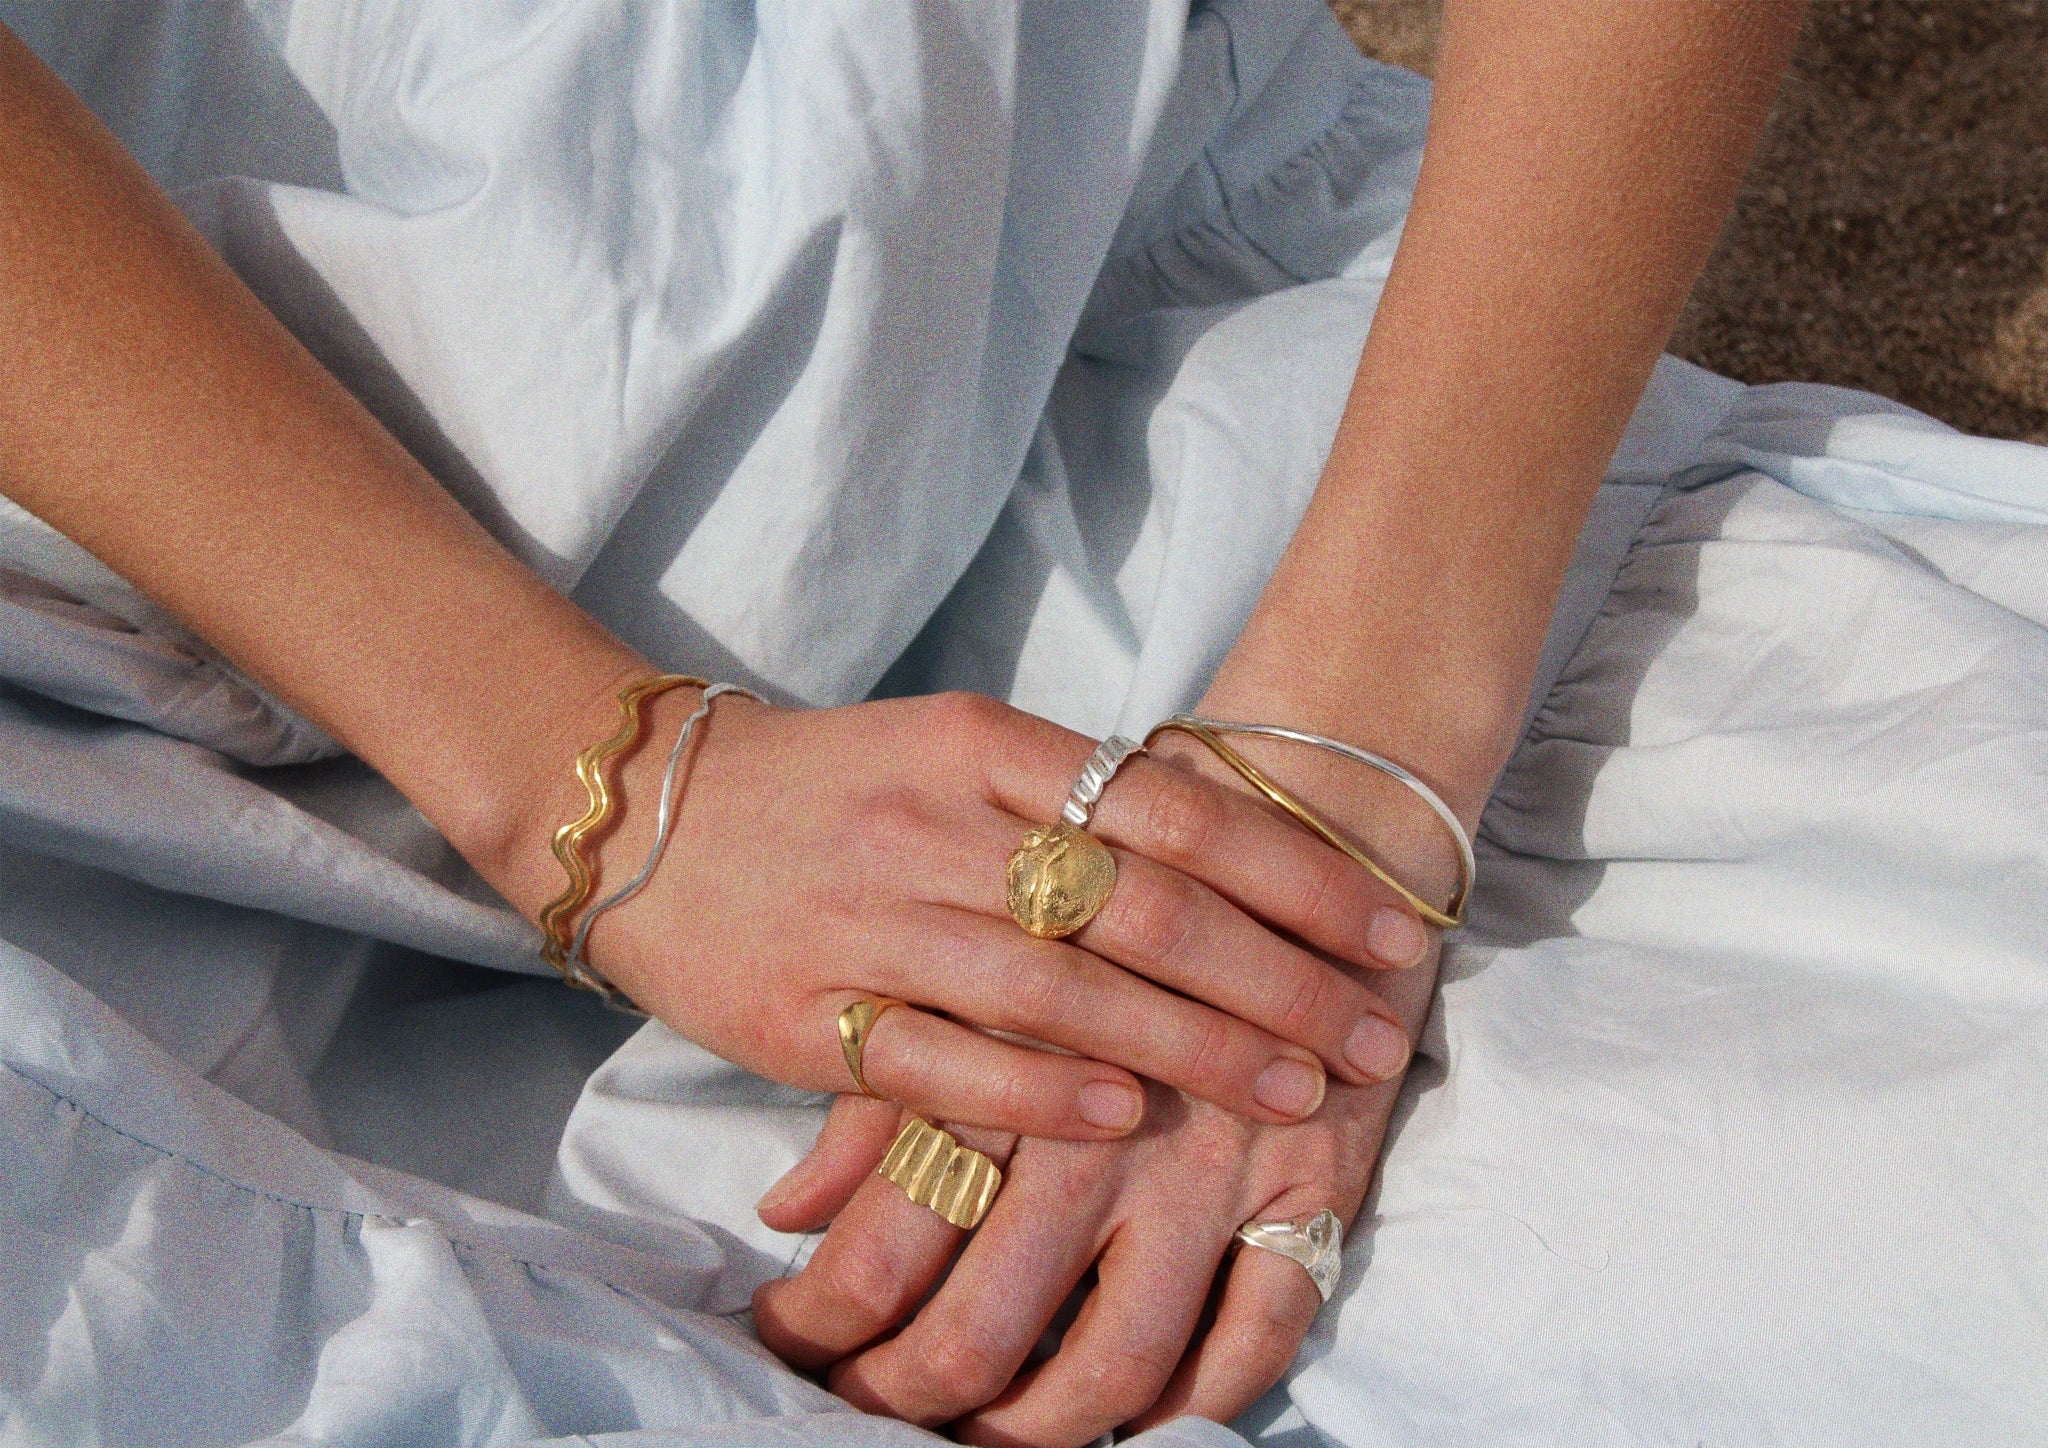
[521,685,1430,1141]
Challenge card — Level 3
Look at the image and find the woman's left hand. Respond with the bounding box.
[751,1059,1414,1445]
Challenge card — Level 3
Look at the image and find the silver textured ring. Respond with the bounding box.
[1060,734,1145,828]
[1235,1207,1344,1304]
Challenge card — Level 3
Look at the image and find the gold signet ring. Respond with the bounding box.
[879,1117,1003,1229]
[1005,820,1117,939]
[838,997,906,1099]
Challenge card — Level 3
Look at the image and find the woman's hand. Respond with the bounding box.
[743,720,1457,1443]
[532,684,1431,1141]
[749,1059,1423,1445]
[0,29,1430,1146]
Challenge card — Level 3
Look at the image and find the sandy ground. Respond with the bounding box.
[1330,0,2048,443]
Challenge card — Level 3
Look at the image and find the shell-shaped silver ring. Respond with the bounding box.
[1235,1207,1344,1304]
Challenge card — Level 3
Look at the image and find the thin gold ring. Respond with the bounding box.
[837,997,907,1098]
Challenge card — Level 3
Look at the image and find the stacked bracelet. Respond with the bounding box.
[537,672,759,1010]
[1144,713,1473,930]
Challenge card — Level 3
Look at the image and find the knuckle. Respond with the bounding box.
[1240,1316,1306,1384]
[1002,950,1077,1033]
[983,1059,1041,1129]
[847,788,942,905]
[1190,1009,1241,1084]
[1272,962,1336,1045]
[927,690,1008,753]
[1068,1341,1181,1422]
[814,1243,913,1325]
[1109,870,1196,967]
[921,1327,1011,1409]
[1141,777,1223,868]
[1293,846,1357,937]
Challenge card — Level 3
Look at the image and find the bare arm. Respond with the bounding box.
[0,25,1429,1142]
[1213,0,1805,822]
[0,25,639,894]
[757,6,1808,1443]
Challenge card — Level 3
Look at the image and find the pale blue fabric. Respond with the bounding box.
[2,0,2046,1444]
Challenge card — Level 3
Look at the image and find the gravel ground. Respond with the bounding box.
[1330,0,2048,443]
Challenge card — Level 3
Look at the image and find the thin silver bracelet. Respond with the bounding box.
[1166,713,1477,915]
[565,680,763,1011]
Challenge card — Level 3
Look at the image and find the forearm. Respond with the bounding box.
[0,26,640,904]
[1212,0,1802,825]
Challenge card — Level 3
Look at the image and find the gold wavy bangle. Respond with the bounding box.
[537,673,707,970]
[1143,717,1465,930]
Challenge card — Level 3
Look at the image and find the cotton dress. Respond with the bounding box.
[1,2,2044,1444]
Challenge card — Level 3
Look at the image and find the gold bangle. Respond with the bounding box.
[1143,717,1465,930]
[538,673,707,970]
[878,1117,1003,1230]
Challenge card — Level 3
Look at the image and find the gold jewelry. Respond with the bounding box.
[538,673,705,973]
[1006,820,1118,939]
[1144,718,1465,930]
[563,681,765,1012]
[1167,714,1475,922]
[837,997,907,1098]
[878,1117,1003,1229]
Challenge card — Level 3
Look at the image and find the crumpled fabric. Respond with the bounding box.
[1,0,2044,1443]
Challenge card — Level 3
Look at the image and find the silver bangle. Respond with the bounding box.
[1060,734,1145,828]
[1167,713,1476,921]
[564,680,763,1012]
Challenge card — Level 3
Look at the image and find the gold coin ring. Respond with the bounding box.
[1006,820,1118,939]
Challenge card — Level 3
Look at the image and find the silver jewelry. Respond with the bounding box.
[565,681,763,1011]
[1235,1207,1344,1304]
[1167,714,1476,917]
[1060,734,1144,828]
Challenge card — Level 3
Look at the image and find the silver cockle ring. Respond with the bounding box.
[1235,1207,1344,1304]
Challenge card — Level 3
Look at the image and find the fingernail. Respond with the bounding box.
[1253,1056,1326,1118]
[1079,1080,1145,1131]
[1366,906,1430,966]
[756,1171,798,1216]
[1344,1015,1411,1081]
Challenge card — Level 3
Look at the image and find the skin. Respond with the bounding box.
[0,23,1436,1144]
[0,0,1805,1439]
[751,3,1806,1444]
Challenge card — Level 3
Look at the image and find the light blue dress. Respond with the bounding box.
[3,2,2045,1444]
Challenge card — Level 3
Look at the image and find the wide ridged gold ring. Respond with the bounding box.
[878,1117,1003,1229]
[837,997,906,1099]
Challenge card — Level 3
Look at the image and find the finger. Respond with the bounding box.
[955,1219,1228,1447]
[1074,848,1414,1087]
[1123,1233,1323,1436]
[756,1093,901,1235]
[987,730,1436,973]
[828,1138,1118,1426]
[754,1118,1017,1371]
[890,907,1332,1125]
[849,998,1147,1139]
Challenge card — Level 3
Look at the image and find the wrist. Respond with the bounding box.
[444,656,684,925]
